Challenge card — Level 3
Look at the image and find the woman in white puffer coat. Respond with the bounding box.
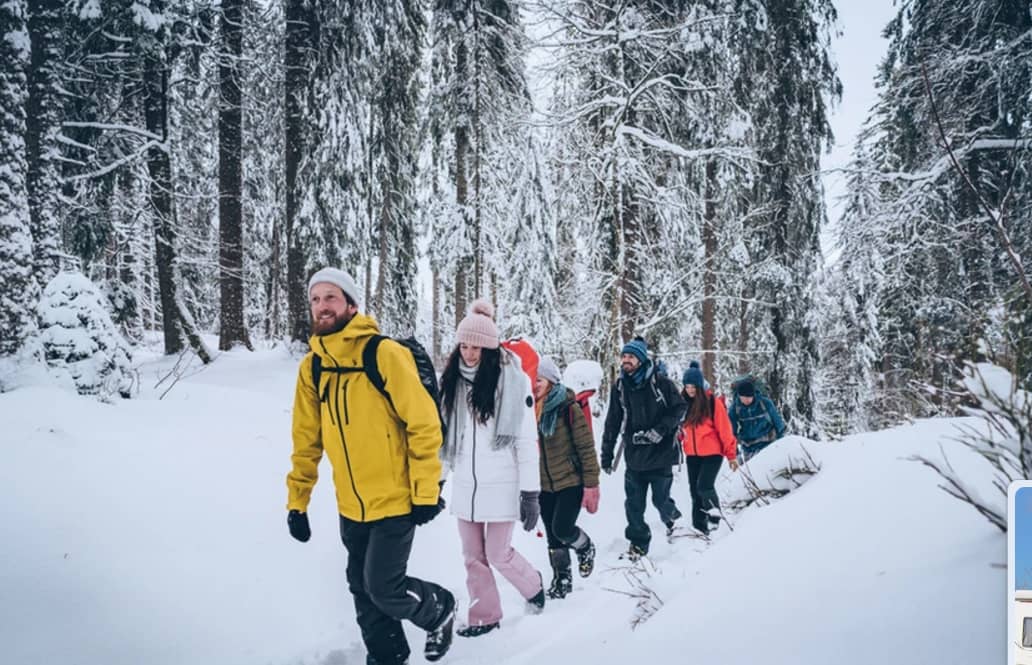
[439,299,545,638]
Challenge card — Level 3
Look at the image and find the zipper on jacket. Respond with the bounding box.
[470,423,478,522]
[322,378,336,427]
[540,432,555,492]
[320,338,365,521]
[342,379,351,425]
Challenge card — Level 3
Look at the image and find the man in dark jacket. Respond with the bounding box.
[728,378,786,462]
[601,338,687,560]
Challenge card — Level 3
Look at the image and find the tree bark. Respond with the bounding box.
[25,0,62,285]
[471,7,482,296]
[218,0,251,351]
[701,159,718,380]
[453,36,469,327]
[143,41,183,355]
[0,0,40,358]
[432,265,442,364]
[285,0,311,342]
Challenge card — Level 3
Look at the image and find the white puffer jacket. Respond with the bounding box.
[445,359,540,523]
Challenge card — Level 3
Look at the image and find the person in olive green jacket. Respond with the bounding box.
[534,355,601,599]
[285,268,456,665]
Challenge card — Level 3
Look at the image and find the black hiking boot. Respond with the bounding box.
[621,543,647,562]
[574,538,595,578]
[424,589,455,662]
[526,572,546,613]
[664,507,683,536]
[547,548,573,599]
[457,622,500,638]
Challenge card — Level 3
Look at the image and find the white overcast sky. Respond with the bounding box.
[821,0,899,256]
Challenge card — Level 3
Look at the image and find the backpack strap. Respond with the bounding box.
[361,335,391,406]
[311,353,322,395]
[310,338,390,405]
[651,373,669,408]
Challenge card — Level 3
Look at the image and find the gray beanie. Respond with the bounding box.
[538,355,562,385]
[308,268,362,308]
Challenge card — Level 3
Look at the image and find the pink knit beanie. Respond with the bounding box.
[456,299,500,349]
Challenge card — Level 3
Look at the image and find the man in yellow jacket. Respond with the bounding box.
[286,267,455,665]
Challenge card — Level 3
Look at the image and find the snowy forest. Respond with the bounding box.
[1,0,1030,443]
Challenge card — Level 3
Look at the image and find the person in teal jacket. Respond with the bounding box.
[727,378,786,462]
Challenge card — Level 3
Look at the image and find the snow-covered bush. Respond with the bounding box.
[723,438,823,511]
[39,272,134,399]
[914,362,1029,532]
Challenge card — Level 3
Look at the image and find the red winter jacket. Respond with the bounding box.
[678,391,737,460]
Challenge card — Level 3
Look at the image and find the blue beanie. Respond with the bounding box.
[682,367,705,388]
[621,339,649,364]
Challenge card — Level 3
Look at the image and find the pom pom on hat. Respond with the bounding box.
[457,298,500,349]
[470,298,495,319]
[682,366,705,388]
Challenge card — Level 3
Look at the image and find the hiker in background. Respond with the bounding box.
[286,268,456,665]
[600,337,687,561]
[533,355,600,599]
[678,365,738,536]
[438,299,546,637]
[728,375,786,462]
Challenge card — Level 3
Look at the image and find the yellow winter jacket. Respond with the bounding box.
[286,314,443,522]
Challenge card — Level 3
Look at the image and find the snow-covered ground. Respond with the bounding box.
[1,346,1006,664]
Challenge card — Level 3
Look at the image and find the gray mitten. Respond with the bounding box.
[519,491,540,531]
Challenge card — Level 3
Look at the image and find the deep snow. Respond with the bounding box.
[0,345,1006,664]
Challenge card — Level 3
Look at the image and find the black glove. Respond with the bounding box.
[288,510,311,542]
[519,490,540,532]
[632,428,663,445]
[411,502,442,526]
[602,461,613,475]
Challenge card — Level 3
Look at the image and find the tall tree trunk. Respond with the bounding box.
[738,295,751,375]
[25,0,62,285]
[701,159,718,380]
[143,13,210,362]
[285,0,310,342]
[453,37,469,327]
[618,183,638,344]
[376,174,389,316]
[143,42,183,355]
[218,0,251,351]
[432,265,441,364]
[0,0,40,359]
[471,8,482,297]
[265,209,281,338]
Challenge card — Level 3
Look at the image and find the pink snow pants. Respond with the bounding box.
[457,519,542,625]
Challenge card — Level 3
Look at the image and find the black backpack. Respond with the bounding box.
[311,335,445,432]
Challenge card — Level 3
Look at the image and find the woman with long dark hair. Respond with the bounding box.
[439,300,545,637]
[678,363,738,535]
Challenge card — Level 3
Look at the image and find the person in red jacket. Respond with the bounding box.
[678,366,739,535]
